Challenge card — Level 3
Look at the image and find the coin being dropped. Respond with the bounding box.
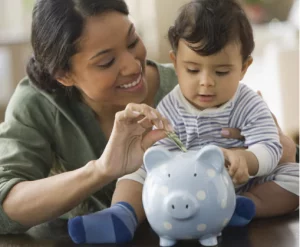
[165,131,187,152]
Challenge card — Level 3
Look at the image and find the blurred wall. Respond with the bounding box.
[0,0,298,140]
[0,39,31,122]
[129,0,296,63]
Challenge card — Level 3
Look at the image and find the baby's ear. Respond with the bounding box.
[240,56,253,80]
[143,146,172,173]
[195,145,225,173]
[169,50,177,70]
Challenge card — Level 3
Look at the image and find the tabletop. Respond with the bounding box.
[0,211,298,247]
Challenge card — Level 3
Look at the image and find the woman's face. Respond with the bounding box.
[62,11,147,108]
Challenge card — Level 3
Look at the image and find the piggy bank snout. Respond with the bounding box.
[165,191,199,220]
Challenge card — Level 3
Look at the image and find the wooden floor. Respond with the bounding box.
[0,211,298,247]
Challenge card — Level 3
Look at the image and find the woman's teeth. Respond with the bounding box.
[119,74,141,89]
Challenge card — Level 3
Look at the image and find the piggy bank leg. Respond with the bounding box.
[159,237,177,246]
[199,236,218,246]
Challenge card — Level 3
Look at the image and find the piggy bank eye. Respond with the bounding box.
[194,173,197,177]
[168,173,171,178]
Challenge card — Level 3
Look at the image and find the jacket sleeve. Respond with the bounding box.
[0,81,54,234]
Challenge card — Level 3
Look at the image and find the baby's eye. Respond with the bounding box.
[216,71,229,76]
[187,69,199,74]
[168,173,171,178]
[194,173,197,177]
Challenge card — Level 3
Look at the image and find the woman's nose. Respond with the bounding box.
[119,52,141,76]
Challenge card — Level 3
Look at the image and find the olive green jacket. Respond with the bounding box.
[0,61,178,234]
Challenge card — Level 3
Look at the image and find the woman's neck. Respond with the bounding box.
[82,98,123,140]
[82,96,123,122]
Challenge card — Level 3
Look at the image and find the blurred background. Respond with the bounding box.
[0,0,299,143]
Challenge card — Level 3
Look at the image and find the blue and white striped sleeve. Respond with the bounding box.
[238,86,282,176]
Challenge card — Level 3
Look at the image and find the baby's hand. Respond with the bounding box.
[221,148,249,185]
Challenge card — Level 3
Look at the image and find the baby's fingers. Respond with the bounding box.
[232,169,249,185]
[227,157,239,177]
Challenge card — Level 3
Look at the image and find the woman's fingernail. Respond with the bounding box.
[150,111,158,119]
[167,123,174,132]
[159,120,164,129]
[132,111,141,116]
[221,129,230,136]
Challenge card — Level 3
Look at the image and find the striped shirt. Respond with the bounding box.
[155,83,282,177]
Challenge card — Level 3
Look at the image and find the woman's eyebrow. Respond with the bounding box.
[89,24,134,61]
[89,48,113,61]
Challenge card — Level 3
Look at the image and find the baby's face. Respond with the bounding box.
[171,40,252,110]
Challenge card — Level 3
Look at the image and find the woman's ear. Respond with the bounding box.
[55,71,75,87]
[240,56,253,81]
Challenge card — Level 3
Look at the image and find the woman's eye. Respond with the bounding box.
[187,69,199,74]
[128,38,139,49]
[216,71,229,76]
[97,58,115,69]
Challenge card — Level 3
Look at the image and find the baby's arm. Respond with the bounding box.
[243,112,282,176]
[235,86,283,177]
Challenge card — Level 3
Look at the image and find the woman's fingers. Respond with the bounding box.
[221,128,244,140]
[142,129,167,150]
[116,103,173,131]
[139,105,173,131]
[137,117,154,129]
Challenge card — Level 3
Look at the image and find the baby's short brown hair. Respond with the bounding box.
[168,0,255,62]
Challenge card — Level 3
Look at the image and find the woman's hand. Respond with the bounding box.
[221,91,297,164]
[95,103,172,180]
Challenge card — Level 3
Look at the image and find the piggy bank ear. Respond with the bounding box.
[143,146,172,173]
[196,145,224,173]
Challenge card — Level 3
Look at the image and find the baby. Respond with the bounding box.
[68,0,293,244]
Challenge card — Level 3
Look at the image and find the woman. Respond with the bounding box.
[0,0,297,241]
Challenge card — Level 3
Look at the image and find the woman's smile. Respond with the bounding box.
[116,70,145,93]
